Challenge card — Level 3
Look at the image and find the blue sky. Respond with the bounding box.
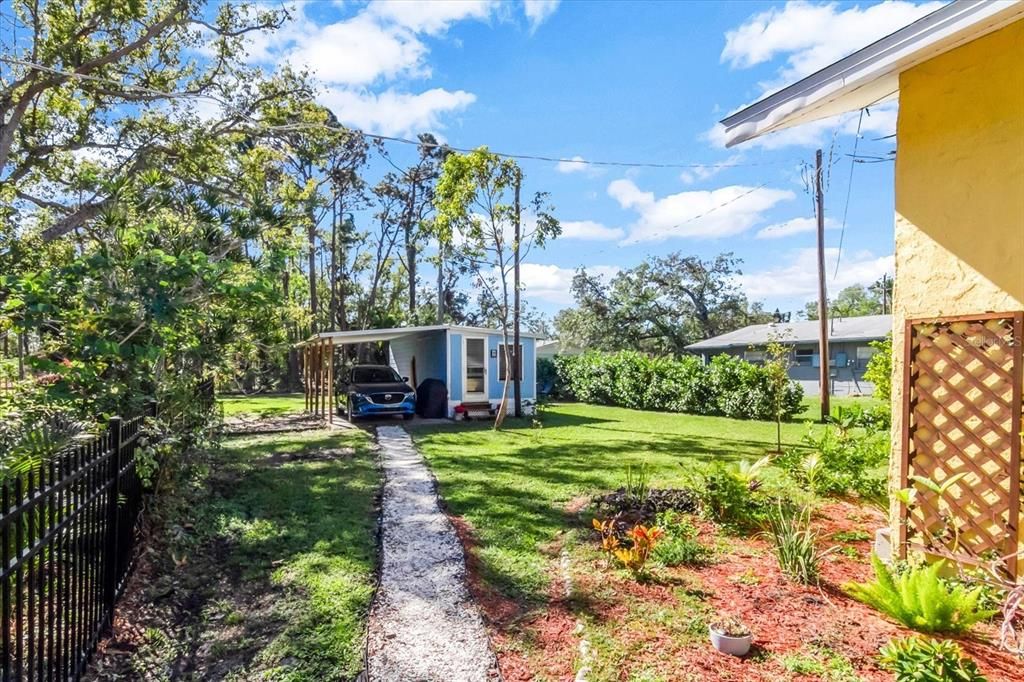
[245,0,946,318]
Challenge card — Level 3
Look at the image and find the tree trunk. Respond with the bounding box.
[307,216,318,334]
[329,197,338,331]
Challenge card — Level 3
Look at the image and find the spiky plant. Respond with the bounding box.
[844,555,997,634]
[765,503,828,584]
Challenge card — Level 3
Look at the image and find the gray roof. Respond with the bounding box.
[685,314,892,352]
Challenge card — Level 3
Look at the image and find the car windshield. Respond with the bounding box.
[351,366,403,384]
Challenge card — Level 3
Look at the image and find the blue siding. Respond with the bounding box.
[522,337,536,400]
[487,335,502,399]
[486,334,537,401]
[388,332,447,389]
[449,333,463,400]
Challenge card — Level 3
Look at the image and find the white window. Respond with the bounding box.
[743,350,764,363]
[793,348,814,367]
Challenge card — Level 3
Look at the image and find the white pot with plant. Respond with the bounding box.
[709,617,752,656]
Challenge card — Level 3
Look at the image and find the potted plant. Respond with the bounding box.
[709,617,752,656]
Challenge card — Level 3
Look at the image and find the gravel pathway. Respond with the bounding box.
[366,426,500,682]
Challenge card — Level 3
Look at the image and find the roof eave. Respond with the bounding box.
[719,0,1024,147]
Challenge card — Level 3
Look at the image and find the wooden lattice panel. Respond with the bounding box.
[900,312,1023,577]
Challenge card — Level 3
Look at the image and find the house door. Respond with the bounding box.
[465,337,487,401]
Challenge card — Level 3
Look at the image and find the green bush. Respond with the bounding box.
[690,461,771,527]
[536,357,565,397]
[779,425,888,499]
[863,335,892,403]
[554,351,803,421]
[879,636,987,682]
[844,556,997,634]
[651,511,714,566]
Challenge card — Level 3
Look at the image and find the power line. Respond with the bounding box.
[833,108,864,280]
[595,183,770,252]
[2,55,802,171]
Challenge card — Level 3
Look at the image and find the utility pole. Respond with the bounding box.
[881,273,889,314]
[815,149,831,421]
[513,169,523,419]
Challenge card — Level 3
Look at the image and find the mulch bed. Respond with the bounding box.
[451,500,1022,681]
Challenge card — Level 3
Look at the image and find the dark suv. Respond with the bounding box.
[340,364,416,421]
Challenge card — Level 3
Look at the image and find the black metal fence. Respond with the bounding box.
[1,402,156,681]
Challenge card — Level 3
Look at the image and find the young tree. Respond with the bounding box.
[763,338,793,453]
[433,148,559,428]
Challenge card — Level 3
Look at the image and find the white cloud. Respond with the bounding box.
[559,220,624,241]
[523,0,560,31]
[739,247,893,299]
[516,262,619,304]
[608,179,794,243]
[722,0,944,88]
[367,0,496,35]
[679,154,744,185]
[321,87,476,136]
[288,14,429,86]
[756,216,838,239]
[555,155,589,174]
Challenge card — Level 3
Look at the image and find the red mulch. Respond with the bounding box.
[450,501,1023,681]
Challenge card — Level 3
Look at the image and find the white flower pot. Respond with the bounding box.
[874,527,892,563]
[709,627,752,657]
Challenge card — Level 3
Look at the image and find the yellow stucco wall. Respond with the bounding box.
[890,20,1024,540]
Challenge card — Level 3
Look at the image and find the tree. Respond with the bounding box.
[433,147,559,428]
[763,338,792,453]
[556,253,770,356]
[1,0,285,243]
[804,283,888,320]
[377,135,448,325]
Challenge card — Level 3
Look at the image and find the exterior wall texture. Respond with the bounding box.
[890,21,1024,533]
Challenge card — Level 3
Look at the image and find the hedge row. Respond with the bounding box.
[553,351,804,421]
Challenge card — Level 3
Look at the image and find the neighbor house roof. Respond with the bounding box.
[685,314,892,352]
[295,324,541,347]
[719,0,1024,147]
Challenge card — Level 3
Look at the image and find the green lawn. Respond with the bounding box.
[119,427,379,681]
[796,393,883,420]
[219,392,306,417]
[410,402,823,604]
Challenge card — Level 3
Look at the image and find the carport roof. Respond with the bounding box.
[295,324,542,347]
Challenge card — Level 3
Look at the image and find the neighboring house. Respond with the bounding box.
[299,325,538,418]
[536,338,582,360]
[686,315,890,396]
[720,1,1023,574]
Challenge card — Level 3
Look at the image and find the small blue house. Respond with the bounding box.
[303,324,538,418]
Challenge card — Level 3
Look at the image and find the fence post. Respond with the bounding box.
[101,416,122,630]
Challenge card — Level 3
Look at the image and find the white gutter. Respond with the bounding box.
[720,0,1024,147]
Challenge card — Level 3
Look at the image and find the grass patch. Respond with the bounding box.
[796,395,881,421]
[116,428,379,681]
[411,402,823,604]
[219,392,306,418]
[778,645,862,681]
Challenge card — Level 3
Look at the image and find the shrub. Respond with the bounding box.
[652,511,714,567]
[693,461,765,526]
[780,425,888,499]
[879,636,986,682]
[554,351,803,421]
[536,357,565,398]
[863,335,892,403]
[765,504,831,584]
[613,524,664,577]
[844,555,997,634]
